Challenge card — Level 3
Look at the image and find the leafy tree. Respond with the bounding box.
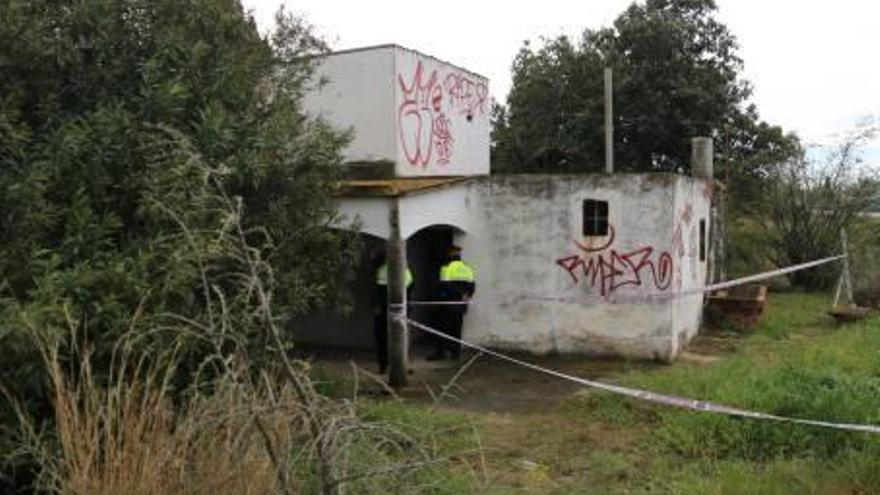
[492,36,606,172]
[757,128,880,290]
[0,1,358,489]
[492,0,800,175]
[714,104,802,210]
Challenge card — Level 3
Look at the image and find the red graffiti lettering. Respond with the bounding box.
[670,203,702,289]
[702,181,715,201]
[680,203,694,225]
[397,59,488,168]
[443,72,488,117]
[433,112,453,164]
[398,61,440,168]
[556,226,674,296]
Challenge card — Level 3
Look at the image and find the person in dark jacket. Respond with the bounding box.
[428,245,475,360]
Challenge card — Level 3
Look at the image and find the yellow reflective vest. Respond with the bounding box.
[375,263,413,287]
[440,260,475,283]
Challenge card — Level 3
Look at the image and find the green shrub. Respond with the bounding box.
[0,2,360,492]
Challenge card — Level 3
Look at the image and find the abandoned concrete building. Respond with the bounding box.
[295,44,713,364]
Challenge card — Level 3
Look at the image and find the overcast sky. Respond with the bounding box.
[241,0,879,151]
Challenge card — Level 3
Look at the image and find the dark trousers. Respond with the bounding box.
[373,308,388,372]
[434,307,464,358]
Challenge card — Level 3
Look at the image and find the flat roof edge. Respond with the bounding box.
[321,44,488,81]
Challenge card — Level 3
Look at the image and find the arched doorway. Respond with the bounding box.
[406,224,466,353]
[289,222,468,366]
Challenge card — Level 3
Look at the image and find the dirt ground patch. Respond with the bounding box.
[305,345,668,413]
[306,346,665,492]
[302,294,880,494]
[305,331,736,415]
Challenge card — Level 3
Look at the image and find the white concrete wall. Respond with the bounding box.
[302,46,397,165]
[461,174,708,361]
[301,45,490,177]
[399,185,471,238]
[335,197,391,240]
[393,47,490,177]
[333,185,472,241]
[311,174,711,361]
[669,176,713,357]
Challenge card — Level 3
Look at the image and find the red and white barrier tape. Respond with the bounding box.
[393,255,845,307]
[401,316,880,434]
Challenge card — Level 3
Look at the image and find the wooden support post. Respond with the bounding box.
[387,198,408,388]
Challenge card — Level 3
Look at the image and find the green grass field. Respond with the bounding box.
[360,292,880,494]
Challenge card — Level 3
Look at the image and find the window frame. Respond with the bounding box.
[582,199,609,237]
[699,218,707,262]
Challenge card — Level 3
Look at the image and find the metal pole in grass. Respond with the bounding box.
[604,67,614,174]
[833,228,854,308]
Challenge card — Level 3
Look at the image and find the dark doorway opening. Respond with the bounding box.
[406,225,458,352]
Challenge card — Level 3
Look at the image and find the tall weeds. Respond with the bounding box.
[13,334,452,495]
[3,132,478,495]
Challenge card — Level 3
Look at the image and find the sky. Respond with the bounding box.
[241,0,880,155]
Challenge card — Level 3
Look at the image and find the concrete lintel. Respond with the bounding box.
[335,180,472,240]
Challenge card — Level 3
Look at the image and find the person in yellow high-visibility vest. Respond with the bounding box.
[428,245,475,361]
[373,253,413,374]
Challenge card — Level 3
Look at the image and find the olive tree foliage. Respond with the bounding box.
[757,127,880,290]
[0,0,357,459]
[492,0,800,176]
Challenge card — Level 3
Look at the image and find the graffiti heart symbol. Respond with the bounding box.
[399,104,434,167]
[397,60,463,168]
[398,61,439,168]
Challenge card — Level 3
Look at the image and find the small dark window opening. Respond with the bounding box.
[582,199,609,236]
[699,219,706,262]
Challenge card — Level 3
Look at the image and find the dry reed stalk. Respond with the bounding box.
[5,134,484,495]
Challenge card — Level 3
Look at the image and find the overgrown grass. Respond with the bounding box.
[624,294,880,460]
[642,454,880,495]
[561,292,880,493]
[284,292,880,494]
[359,401,485,493]
[4,338,484,495]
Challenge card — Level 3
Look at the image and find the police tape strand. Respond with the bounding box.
[393,254,846,308]
[398,315,880,434]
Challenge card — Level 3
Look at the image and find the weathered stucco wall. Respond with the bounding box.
[399,185,472,238]
[302,47,397,165]
[333,185,471,240]
[302,45,489,178]
[301,173,711,361]
[392,47,490,177]
[335,196,391,239]
[669,176,713,357]
[462,174,692,360]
